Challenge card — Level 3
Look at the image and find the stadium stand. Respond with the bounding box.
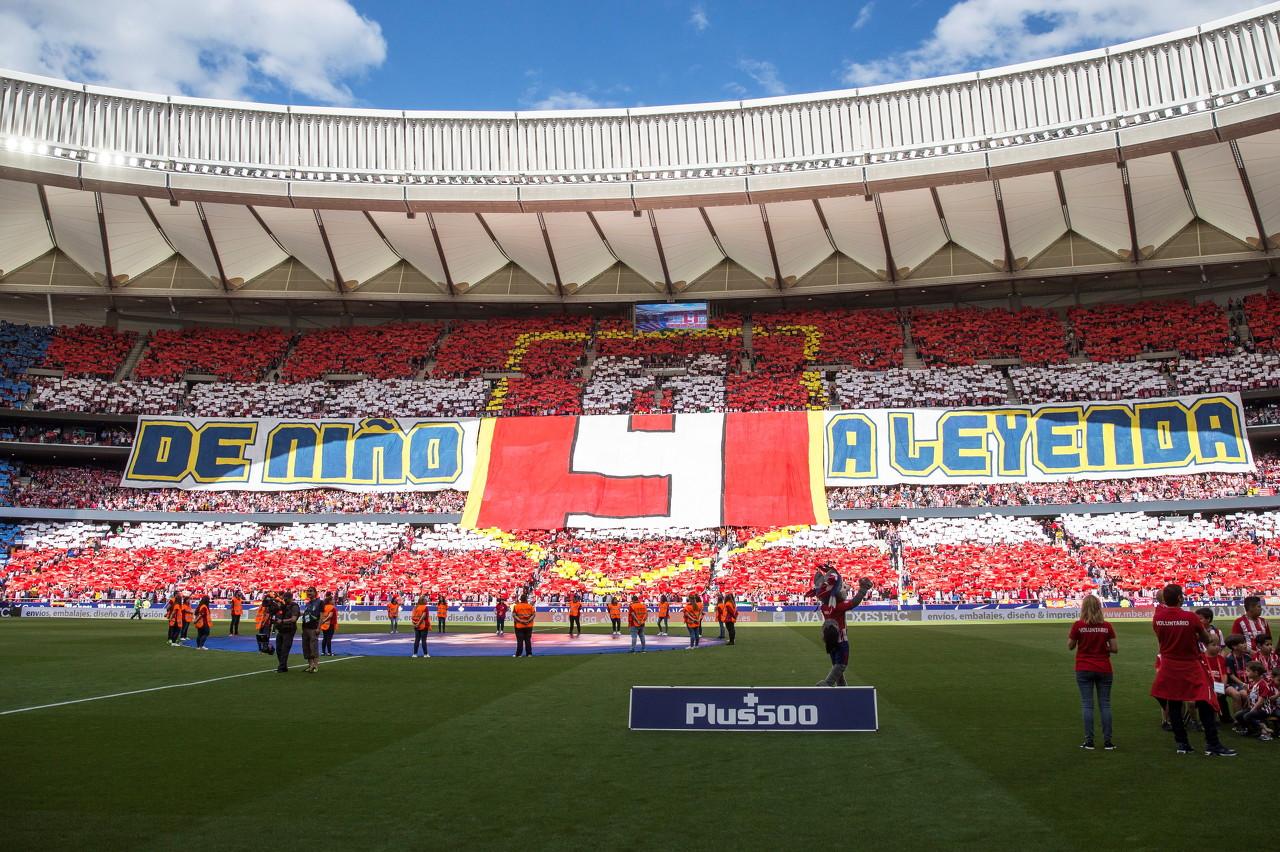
[0,422,132,446]
[910,307,1068,366]
[752,309,903,371]
[1010,361,1169,403]
[133,327,292,382]
[831,365,1006,408]
[25,378,188,415]
[280,323,442,381]
[41,325,136,378]
[0,321,51,406]
[1068,300,1231,361]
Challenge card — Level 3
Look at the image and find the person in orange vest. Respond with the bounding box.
[494,597,509,636]
[607,597,622,636]
[722,593,738,646]
[179,595,194,642]
[228,592,243,635]
[319,592,337,657]
[410,595,431,659]
[254,593,277,654]
[193,596,213,650]
[165,593,183,646]
[656,595,670,636]
[628,595,649,653]
[567,594,582,637]
[437,596,448,633]
[682,593,703,649]
[386,596,401,634]
[513,594,536,657]
[714,593,726,640]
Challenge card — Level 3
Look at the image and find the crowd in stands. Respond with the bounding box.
[134,327,291,382]
[280,323,442,381]
[0,321,50,407]
[25,378,188,415]
[1068,300,1232,361]
[1010,361,1168,403]
[41,325,135,378]
[1172,351,1280,394]
[911,307,1068,366]
[5,509,1280,604]
[0,422,132,446]
[832,365,1006,408]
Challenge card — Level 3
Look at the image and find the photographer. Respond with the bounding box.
[255,593,279,654]
[300,587,324,673]
[274,591,300,673]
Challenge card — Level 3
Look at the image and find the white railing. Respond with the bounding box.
[0,5,1278,186]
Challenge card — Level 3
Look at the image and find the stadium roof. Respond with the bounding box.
[0,4,1278,307]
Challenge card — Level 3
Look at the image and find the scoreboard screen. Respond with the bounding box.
[633,302,709,332]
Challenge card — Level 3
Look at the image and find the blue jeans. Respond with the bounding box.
[687,626,701,646]
[1075,670,1113,741]
[630,626,646,651]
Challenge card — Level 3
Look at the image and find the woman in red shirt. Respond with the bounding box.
[1067,594,1117,750]
[1151,584,1236,756]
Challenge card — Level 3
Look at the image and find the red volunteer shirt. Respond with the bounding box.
[1154,607,1202,661]
[1069,620,1116,673]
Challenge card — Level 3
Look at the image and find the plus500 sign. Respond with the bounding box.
[685,698,819,727]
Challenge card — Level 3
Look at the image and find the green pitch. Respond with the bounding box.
[0,619,1258,851]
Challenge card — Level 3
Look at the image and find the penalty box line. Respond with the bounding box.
[0,654,364,717]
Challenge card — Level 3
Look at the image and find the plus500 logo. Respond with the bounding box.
[685,700,819,727]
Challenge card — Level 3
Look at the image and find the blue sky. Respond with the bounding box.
[0,0,1265,109]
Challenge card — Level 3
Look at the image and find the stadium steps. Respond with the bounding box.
[900,320,925,370]
[1004,370,1021,405]
[113,335,150,381]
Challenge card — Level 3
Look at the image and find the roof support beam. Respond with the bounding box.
[873,194,897,282]
[536,212,566,298]
[473,213,512,262]
[646,210,675,297]
[585,212,621,263]
[1118,163,1141,263]
[35,185,55,246]
[992,181,1016,273]
[1169,150,1198,219]
[757,204,786,289]
[312,210,346,294]
[697,208,728,257]
[94,192,116,288]
[929,187,952,242]
[193,201,231,292]
[810,199,838,252]
[1230,139,1271,252]
[1053,170,1072,231]
[425,213,457,296]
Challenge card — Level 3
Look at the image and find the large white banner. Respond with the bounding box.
[120,394,1253,499]
[121,416,478,492]
[822,392,1252,486]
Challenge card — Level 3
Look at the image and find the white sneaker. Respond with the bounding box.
[424,654,431,658]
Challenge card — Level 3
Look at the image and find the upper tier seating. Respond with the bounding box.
[1171,352,1280,394]
[26,378,187,415]
[433,317,592,377]
[595,316,744,368]
[910,307,1068,366]
[134,327,292,382]
[752,309,903,371]
[1245,291,1280,351]
[280,323,442,381]
[0,321,51,407]
[1068,299,1231,361]
[41,325,136,378]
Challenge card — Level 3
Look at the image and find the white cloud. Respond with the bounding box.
[690,4,710,32]
[853,2,875,30]
[737,59,786,96]
[842,0,1258,86]
[0,0,386,105]
[529,90,609,110]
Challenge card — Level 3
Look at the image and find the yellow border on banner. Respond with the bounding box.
[460,418,496,529]
[807,410,831,526]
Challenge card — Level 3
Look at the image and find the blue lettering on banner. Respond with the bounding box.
[629,686,878,732]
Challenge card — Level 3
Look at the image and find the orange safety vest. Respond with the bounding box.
[607,603,621,619]
[181,603,194,624]
[513,602,535,628]
[254,602,270,629]
[167,600,182,626]
[568,601,582,617]
[682,602,702,627]
[230,598,243,616]
[658,602,670,618]
[411,605,430,631]
[722,601,738,623]
[387,601,400,617]
[320,604,337,632]
[194,604,211,630]
[628,602,648,627]
[437,602,448,619]
[715,603,725,622]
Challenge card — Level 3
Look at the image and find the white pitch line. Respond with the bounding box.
[0,655,364,717]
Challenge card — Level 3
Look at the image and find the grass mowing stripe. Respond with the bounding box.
[0,654,364,715]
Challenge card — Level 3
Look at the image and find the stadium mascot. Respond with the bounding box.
[808,565,873,687]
